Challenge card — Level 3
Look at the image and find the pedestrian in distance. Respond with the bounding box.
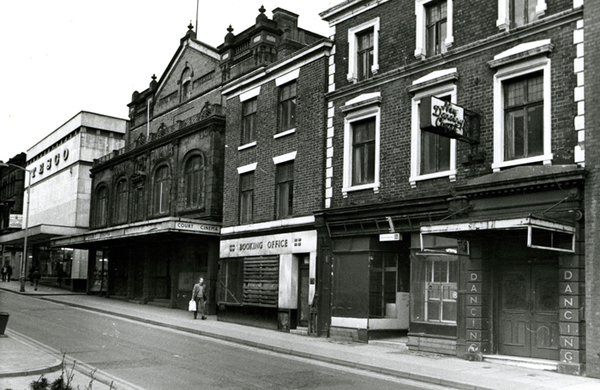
[29,266,35,286]
[6,265,12,282]
[32,268,41,291]
[1,265,6,282]
[191,277,207,320]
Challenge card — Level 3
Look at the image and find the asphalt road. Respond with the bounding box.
[2,291,452,390]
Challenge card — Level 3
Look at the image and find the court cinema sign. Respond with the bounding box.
[420,96,478,144]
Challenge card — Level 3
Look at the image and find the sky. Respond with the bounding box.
[0,0,336,164]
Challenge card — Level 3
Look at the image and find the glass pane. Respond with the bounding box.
[502,272,528,310]
[427,299,440,321]
[527,104,544,156]
[506,79,525,107]
[534,270,558,312]
[528,75,543,103]
[505,109,525,160]
[513,0,526,26]
[384,270,396,303]
[411,259,426,322]
[442,300,457,322]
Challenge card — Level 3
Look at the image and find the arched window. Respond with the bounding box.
[153,165,170,215]
[184,155,204,209]
[114,178,128,223]
[95,185,108,227]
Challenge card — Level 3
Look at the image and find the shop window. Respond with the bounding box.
[279,82,296,132]
[490,41,552,171]
[275,161,294,219]
[219,258,244,304]
[239,171,254,224]
[241,98,257,145]
[411,254,458,323]
[409,73,457,187]
[415,0,453,60]
[153,165,170,215]
[219,257,279,307]
[114,178,128,224]
[369,253,399,318]
[184,155,204,209]
[347,18,379,83]
[95,185,108,227]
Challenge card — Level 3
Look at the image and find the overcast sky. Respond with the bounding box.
[0,0,335,164]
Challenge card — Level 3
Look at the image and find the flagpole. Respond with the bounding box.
[195,0,199,33]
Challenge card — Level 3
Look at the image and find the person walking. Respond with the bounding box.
[191,277,207,320]
[1,265,6,282]
[6,265,12,282]
[32,268,41,291]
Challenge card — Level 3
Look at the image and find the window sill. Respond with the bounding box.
[409,170,457,188]
[342,182,380,198]
[491,154,553,172]
[274,128,295,139]
[238,141,257,151]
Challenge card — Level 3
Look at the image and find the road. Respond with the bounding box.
[1,291,452,390]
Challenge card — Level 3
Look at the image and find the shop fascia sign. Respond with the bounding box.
[9,214,23,229]
[420,96,478,144]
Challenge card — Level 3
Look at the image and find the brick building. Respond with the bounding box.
[320,0,586,375]
[53,26,225,311]
[217,7,331,332]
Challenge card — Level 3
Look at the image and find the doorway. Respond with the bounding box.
[498,261,559,360]
[298,255,310,327]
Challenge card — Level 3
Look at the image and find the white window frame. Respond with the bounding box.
[415,0,454,60]
[496,0,547,31]
[492,53,552,171]
[409,78,457,187]
[347,18,380,83]
[342,93,381,197]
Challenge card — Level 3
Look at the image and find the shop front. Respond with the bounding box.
[218,230,317,332]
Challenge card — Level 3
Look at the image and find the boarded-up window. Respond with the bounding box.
[243,257,279,307]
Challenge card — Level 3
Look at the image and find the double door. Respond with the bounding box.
[498,262,559,360]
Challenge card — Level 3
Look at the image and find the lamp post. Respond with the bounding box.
[0,161,32,292]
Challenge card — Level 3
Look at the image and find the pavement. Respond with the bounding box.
[1,281,600,390]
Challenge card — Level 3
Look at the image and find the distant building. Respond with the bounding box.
[0,112,126,291]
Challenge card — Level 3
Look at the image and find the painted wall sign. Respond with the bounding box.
[420,96,465,138]
[174,221,220,234]
[220,230,317,258]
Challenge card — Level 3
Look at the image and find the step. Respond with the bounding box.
[290,327,308,336]
[483,355,558,371]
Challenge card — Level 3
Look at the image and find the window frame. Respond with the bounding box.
[183,154,204,210]
[180,67,192,102]
[410,79,457,187]
[95,185,109,228]
[496,0,547,30]
[114,177,128,224]
[492,54,552,171]
[241,98,258,146]
[152,164,170,215]
[275,160,294,219]
[342,94,381,197]
[278,81,297,132]
[237,163,257,225]
[347,18,380,83]
[415,0,453,60]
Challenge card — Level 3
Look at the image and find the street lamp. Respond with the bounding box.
[0,161,32,292]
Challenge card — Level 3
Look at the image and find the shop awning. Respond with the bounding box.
[0,225,89,247]
[420,215,576,253]
[50,217,221,249]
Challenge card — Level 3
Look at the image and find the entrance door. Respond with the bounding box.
[298,256,310,327]
[499,262,559,360]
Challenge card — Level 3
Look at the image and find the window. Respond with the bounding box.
[279,82,296,131]
[497,0,546,30]
[180,67,192,102]
[415,0,453,60]
[369,253,398,318]
[275,161,294,219]
[409,70,457,186]
[352,119,376,186]
[347,18,379,83]
[411,255,458,323]
[426,1,447,57]
[503,73,543,161]
[218,257,279,307]
[357,28,374,81]
[342,93,381,196]
[184,155,204,209]
[114,178,128,224]
[153,165,170,215]
[95,185,108,227]
[490,41,552,171]
[242,98,257,145]
[239,171,254,224]
[132,186,144,221]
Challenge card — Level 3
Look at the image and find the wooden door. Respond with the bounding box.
[298,258,310,327]
[499,263,559,360]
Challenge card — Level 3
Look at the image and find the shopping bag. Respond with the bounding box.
[188,299,197,312]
